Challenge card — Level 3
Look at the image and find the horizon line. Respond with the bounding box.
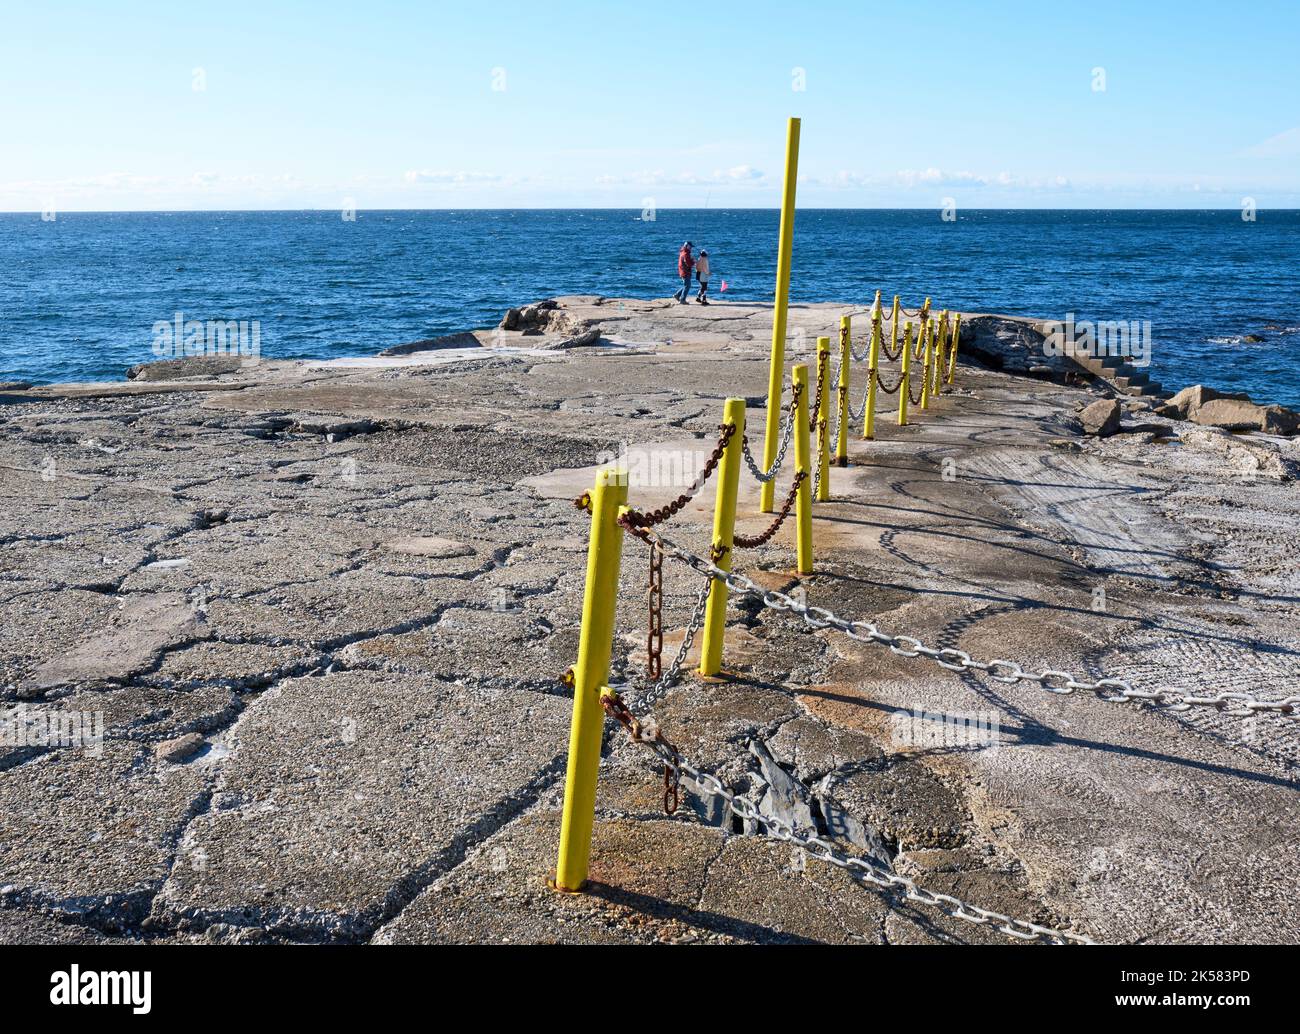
[4,206,1298,215]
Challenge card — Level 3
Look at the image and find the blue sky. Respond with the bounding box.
[2,0,1297,210]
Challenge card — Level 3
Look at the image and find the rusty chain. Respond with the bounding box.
[600,689,1094,944]
[733,470,807,548]
[874,366,905,396]
[621,421,737,529]
[646,540,664,680]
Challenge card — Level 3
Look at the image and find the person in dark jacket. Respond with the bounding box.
[673,242,695,303]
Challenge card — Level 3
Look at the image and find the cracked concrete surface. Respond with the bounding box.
[2,295,1298,944]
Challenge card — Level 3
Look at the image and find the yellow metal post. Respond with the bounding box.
[554,467,629,892]
[835,315,850,467]
[699,398,745,677]
[889,294,900,360]
[862,304,882,440]
[793,364,813,574]
[815,337,831,501]
[920,319,934,410]
[760,117,801,514]
[932,311,948,397]
[947,314,961,384]
[898,323,912,426]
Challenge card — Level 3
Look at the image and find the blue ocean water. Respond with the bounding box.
[2,209,1297,406]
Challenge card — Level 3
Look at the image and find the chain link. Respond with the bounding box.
[601,690,1094,944]
[634,529,1300,721]
[616,519,714,715]
[622,422,736,529]
[735,471,807,549]
[740,383,802,484]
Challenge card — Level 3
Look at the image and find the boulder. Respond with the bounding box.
[155,733,205,765]
[1157,384,1249,419]
[1079,399,1123,437]
[1187,398,1300,436]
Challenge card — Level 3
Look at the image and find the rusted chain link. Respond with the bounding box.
[646,541,664,680]
[638,528,1300,721]
[879,335,906,363]
[617,518,714,714]
[907,374,926,406]
[874,367,904,396]
[601,689,1094,944]
[808,356,827,434]
[622,422,737,529]
[734,470,807,548]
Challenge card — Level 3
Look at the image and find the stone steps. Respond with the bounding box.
[1062,341,1169,399]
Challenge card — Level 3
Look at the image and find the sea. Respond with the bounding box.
[2,209,1297,407]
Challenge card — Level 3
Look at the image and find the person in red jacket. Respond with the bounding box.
[673,241,695,304]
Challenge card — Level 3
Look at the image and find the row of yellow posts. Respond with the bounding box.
[555,115,965,892]
[553,298,962,892]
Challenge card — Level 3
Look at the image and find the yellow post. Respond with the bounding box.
[834,315,850,467]
[920,319,934,410]
[793,364,813,574]
[947,314,961,384]
[932,311,948,397]
[554,467,629,892]
[862,304,882,440]
[815,337,831,501]
[760,117,801,514]
[898,323,912,426]
[889,294,900,359]
[698,398,745,678]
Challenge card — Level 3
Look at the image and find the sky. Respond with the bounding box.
[2,0,1298,211]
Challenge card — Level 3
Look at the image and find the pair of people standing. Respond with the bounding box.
[674,241,711,305]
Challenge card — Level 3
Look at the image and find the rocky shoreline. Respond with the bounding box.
[2,296,1298,945]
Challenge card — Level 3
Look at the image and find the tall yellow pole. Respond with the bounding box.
[862,305,882,439]
[554,467,628,892]
[920,319,934,410]
[947,314,961,384]
[835,315,850,467]
[792,364,813,574]
[815,337,831,501]
[760,117,801,514]
[898,323,912,426]
[890,295,900,359]
[699,398,745,678]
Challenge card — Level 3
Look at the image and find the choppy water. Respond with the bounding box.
[2,209,1297,406]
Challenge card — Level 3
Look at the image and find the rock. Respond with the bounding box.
[1079,399,1122,437]
[1261,405,1300,436]
[378,332,480,357]
[126,356,246,382]
[155,733,205,764]
[1158,384,1250,419]
[0,381,33,392]
[540,328,601,350]
[1118,422,1176,437]
[959,316,1075,381]
[1243,334,1264,343]
[748,740,817,836]
[499,308,521,331]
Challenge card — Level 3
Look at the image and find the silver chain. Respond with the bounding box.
[625,575,713,715]
[642,531,1300,720]
[742,409,795,484]
[613,706,1094,944]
